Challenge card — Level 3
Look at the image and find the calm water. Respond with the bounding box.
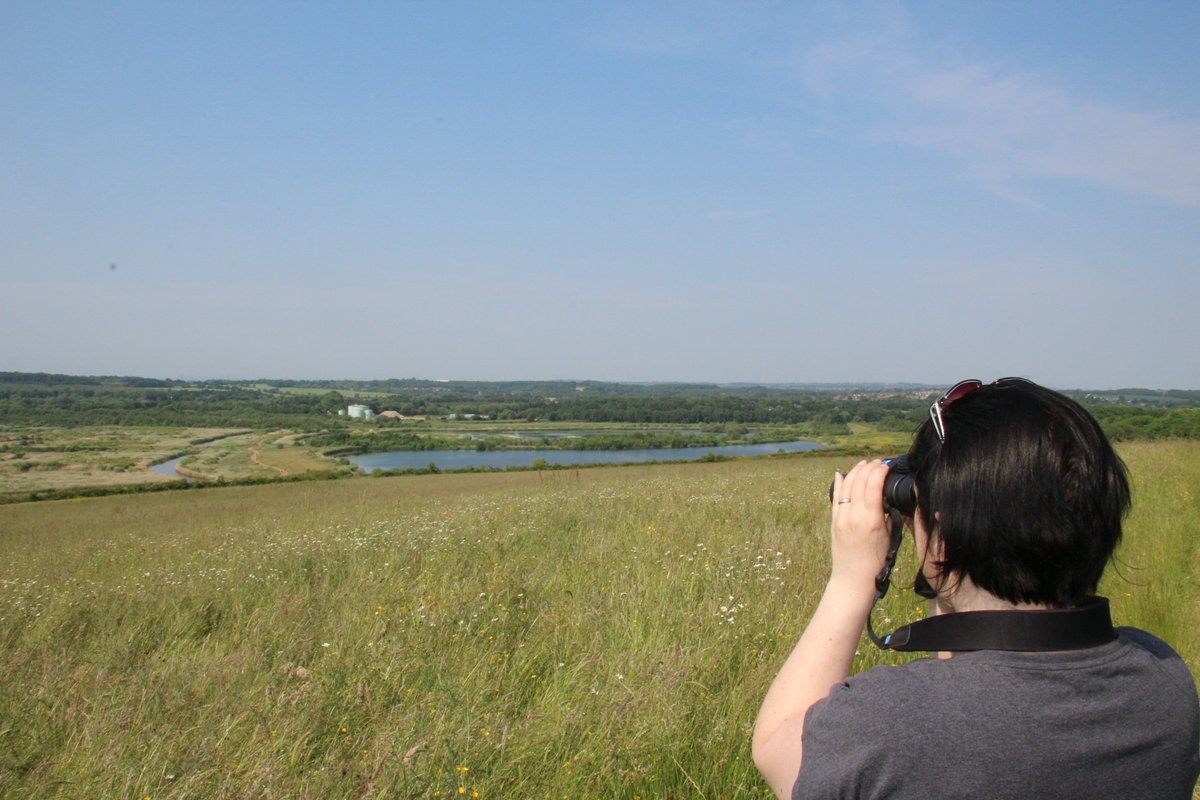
[482,428,702,440]
[347,440,823,473]
[149,456,190,478]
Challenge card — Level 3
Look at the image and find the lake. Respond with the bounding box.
[479,429,702,440]
[346,440,823,473]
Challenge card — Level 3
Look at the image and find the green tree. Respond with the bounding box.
[317,391,345,414]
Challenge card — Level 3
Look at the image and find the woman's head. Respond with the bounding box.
[907,379,1130,607]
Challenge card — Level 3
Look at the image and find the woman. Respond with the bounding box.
[753,378,1200,799]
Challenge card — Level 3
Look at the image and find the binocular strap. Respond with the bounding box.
[872,595,1116,653]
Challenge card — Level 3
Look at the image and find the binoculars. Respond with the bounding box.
[829,455,918,517]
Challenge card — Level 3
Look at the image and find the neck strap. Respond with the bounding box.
[874,595,1116,652]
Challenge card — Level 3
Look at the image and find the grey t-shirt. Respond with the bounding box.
[793,628,1200,800]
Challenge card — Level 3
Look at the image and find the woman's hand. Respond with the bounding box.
[828,459,893,594]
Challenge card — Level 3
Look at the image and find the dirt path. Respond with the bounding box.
[248,445,288,477]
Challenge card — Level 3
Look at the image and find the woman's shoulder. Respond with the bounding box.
[1117,626,1188,661]
[1114,627,1199,694]
[826,629,1197,710]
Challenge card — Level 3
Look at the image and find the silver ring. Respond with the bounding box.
[837,498,852,505]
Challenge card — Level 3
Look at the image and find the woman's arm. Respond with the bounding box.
[751,459,893,800]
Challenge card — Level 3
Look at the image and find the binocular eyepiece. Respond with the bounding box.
[828,455,918,517]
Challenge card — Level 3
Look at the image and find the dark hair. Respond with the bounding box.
[907,380,1130,606]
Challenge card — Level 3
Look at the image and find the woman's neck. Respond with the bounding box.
[929,578,1054,659]
[935,577,1053,615]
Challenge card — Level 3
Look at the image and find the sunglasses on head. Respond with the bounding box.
[929,377,1034,443]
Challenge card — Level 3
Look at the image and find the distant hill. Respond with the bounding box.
[2,371,1196,408]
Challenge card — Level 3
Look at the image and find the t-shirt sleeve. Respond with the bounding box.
[790,677,900,800]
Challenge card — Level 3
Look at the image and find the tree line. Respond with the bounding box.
[1,372,1196,441]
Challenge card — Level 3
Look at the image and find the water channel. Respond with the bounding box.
[346,440,823,473]
[149,455,187,477]
[149,455,194,479]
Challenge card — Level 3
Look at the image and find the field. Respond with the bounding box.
[0,427,347,500]
[0,422,913,504]
[0,428,246,495]
[177,431,338,481]
[1,441,1197,798]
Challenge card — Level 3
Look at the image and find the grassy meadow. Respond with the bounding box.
[177,431,335,481]
[1,421,893,504]
[1,442,1197,799]
[0,428,247,496]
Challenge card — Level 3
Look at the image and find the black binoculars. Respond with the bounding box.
[828,455,918,517]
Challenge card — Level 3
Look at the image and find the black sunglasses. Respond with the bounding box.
[929,377,1034,442]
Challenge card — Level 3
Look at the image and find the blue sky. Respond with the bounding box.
[3,1,1198,388]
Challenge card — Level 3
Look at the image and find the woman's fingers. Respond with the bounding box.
[861,459,889,505]
[849,460,870,506]
[834,459,886,510]
[835,460,867,505]
[831,468,847,505]
[829,460,892,588]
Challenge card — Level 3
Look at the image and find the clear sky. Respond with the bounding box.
[3,1,1198,389]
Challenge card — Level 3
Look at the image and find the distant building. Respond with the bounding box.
[347,404,375,420]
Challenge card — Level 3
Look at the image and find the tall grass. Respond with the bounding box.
[1100,441,1200,667]
[1,444,1197,799]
